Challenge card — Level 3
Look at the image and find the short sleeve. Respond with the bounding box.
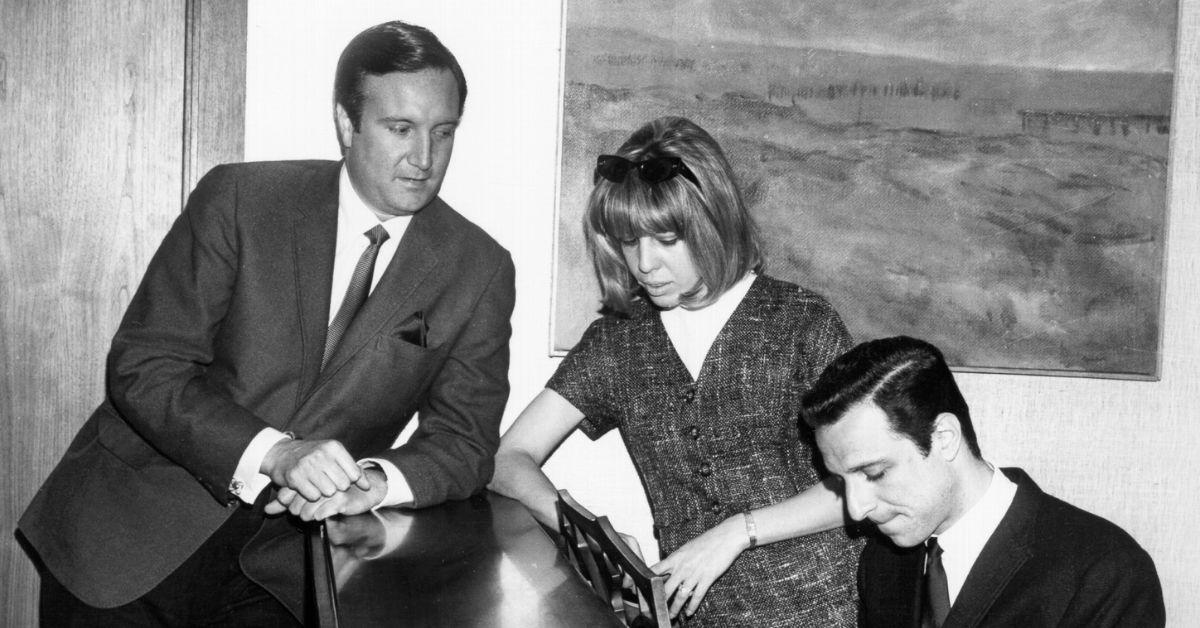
[794,290,854,386]
[547,318,623,440]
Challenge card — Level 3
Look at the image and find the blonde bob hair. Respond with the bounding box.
[585,116,762,315]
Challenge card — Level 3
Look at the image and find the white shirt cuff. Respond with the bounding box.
[229,427,291,504]
[360,457,413,508]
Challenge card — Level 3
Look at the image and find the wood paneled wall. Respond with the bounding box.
[0,2,245,624]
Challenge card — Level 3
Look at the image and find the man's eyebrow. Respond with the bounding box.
[378,116,460,126]
[846,458,887,474]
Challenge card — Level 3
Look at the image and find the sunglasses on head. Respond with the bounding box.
[594,155,700,189]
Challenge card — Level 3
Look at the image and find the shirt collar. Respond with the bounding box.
[338,165,411,242]
[934,464,1018,599]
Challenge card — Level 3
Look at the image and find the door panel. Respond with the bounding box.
[0,2,244,624]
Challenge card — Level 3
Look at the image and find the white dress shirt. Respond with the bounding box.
[230,166,415,507]
[660,273,757,380]
[932,464,1018,604]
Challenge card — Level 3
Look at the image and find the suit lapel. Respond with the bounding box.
[860,538,925,628]
[292,163,341,397]
[944,470,1037,628]
[316,198,446,379]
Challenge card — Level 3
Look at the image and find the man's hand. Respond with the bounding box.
[265,466,388,521]
[260,438,370,501]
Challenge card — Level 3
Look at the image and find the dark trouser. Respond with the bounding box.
[37,506,301,627]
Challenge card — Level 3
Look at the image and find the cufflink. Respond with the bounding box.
[228,478,246,496]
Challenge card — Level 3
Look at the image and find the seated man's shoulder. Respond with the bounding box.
[1024,485,1165,625]
[1022,482,1161,605]
[1031,486,1158,578]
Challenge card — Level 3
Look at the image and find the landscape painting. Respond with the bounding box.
[551,0,1178,378]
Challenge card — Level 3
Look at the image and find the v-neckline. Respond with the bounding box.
[651,275,760,386]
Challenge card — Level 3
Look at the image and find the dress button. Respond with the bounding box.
[698,461,712,476]
[686,426,700,439]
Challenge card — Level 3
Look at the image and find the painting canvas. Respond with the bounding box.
[551,0,1178,378]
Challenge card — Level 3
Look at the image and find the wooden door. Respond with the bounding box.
[0,1,244,624]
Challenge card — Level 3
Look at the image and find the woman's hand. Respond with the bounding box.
[651,515,751,618]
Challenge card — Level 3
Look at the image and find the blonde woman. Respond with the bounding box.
[491,116,860,626]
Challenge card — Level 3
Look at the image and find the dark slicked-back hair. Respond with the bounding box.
[334,21,467,132]
[801,336,981,457]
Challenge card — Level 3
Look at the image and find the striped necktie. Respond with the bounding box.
[322,224,389,369]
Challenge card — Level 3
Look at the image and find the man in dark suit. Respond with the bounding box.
[18,21,514,625]
[800,336,1164,628]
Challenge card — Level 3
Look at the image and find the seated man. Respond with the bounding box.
[800,336,1164,628]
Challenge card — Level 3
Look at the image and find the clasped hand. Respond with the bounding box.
[651,515,749,618]
[260,438,386,521]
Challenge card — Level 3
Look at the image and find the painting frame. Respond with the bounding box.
[549,0,1180,380]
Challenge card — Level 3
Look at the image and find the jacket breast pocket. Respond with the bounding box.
[387,311,431,349]
[368,331,447,393]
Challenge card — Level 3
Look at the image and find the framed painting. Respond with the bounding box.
[551,0,1178,378]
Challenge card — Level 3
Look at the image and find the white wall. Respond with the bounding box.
[246,1,1200,623]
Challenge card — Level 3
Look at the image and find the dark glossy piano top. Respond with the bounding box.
[321,492,624,627]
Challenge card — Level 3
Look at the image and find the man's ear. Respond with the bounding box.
[335,103,355,150]
[931,412,964,461]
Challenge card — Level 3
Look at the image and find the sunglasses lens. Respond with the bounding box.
[595,155,634,183]
[595,155,696,189]
[638,158,676,183]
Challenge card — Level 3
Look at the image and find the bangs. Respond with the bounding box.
[592,179,694,241]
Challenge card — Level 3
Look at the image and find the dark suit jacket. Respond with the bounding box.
[858,468,1164,628]
[18,160,515,615]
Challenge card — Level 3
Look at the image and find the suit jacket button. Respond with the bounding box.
[698,461,712,477]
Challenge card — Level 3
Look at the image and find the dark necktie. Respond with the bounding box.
[922,537,951,628]
[323,224,389,369]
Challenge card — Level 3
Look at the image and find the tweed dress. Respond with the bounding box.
[548,274,863,627]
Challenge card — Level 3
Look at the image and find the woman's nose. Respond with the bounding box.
[636,240,660,273]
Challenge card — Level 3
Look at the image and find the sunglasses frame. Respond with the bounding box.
[594,155,701,189]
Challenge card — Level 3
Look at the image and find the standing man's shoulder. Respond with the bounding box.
[184,160,342,224]
[420,196,511,261]
[197,159,340,190]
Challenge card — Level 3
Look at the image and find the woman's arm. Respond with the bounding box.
[653,477,846,618]
[747,475,844,544]
[487,388,586,527]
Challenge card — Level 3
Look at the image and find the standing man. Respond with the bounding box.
[801,336,1164,628]
[18,21,514,625]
